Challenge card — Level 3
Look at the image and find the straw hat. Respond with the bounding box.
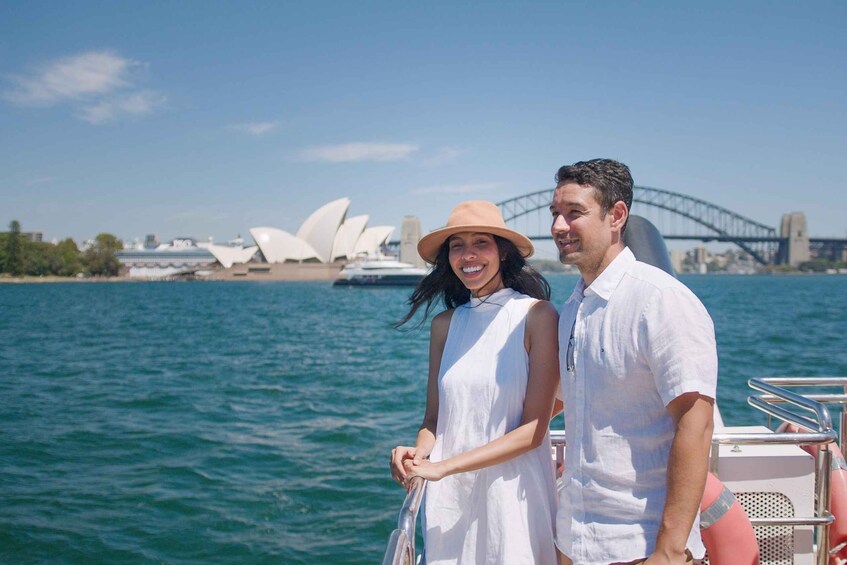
[417,200,534,264]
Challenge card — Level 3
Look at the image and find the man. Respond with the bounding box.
[550,159,717,565]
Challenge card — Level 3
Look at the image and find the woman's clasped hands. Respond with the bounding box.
[390,446,443,489]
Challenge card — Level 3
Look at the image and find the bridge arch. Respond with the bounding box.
[497,186,778,264]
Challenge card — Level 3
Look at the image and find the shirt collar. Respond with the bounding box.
[583,247,635,301]
[565,278,586,305]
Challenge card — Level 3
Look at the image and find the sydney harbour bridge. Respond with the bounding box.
[496,186,846,266]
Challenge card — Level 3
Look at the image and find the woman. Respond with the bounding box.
[391,200,560,564]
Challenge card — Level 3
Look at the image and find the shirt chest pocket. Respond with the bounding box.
[589,317,647,381]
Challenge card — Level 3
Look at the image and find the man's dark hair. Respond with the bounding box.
[555,158,634,216]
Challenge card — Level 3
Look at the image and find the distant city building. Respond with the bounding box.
[693,246,708,274]
[669,250,686,275]
[675,246,758,274]
[117,237,220,279]
[400,216,425,268]
[0,230,44,242]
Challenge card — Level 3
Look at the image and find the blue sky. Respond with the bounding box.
[2,1,845,250]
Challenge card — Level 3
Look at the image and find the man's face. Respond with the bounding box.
[550,182,618,284]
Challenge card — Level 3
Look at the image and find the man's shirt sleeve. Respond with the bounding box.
[640,285,718,406]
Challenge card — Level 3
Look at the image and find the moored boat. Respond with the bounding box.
[333,257,428,287]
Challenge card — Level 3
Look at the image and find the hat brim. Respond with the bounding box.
[417,225,535,264]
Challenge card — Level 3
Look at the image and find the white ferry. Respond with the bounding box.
[333,257,429,287]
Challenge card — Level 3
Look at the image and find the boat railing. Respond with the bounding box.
[747,376,847,447]
[382,476,426,565]
[712,377,846,565]
[551,429,566,470]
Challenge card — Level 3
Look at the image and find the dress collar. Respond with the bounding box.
[468,287,515,307]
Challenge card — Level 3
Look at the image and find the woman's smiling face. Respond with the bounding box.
[447,231,505,297]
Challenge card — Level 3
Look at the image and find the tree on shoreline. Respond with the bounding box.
[83,233,123,277]
[0,222,91,277]
[5,220,24,276]
[25,241,63,276]
[56,238,83,276]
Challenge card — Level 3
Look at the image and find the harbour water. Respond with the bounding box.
[2,274,846,563]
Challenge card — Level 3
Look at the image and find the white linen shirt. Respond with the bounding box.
[556,247,717,565]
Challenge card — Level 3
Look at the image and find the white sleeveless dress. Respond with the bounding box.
[423,288,557,564]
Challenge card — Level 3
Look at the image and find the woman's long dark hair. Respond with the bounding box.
[395,235,551,327]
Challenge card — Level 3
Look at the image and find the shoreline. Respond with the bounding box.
[0,276,140,284]
[3,271,846,284]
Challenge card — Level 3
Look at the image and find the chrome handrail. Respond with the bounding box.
[711,377,839,451]
[756,377,847,386]
[750,377,847,448]
[713,377,843,565]
[750,378,834,431]
[550,430,566,471]
[382,477,426,565]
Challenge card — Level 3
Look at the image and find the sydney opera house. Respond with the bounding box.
[117,198,419,280]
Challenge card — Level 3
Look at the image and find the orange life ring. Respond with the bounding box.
[700,472,760,564]
[777,422,847,565]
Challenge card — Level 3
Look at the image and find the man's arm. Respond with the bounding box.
[646,392,714,565]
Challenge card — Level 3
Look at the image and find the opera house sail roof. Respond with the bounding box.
[248,197,393,265]
[206,244,259,269]
[331,214,369,261]
[294,198,350,262]
[118,197,398,278]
